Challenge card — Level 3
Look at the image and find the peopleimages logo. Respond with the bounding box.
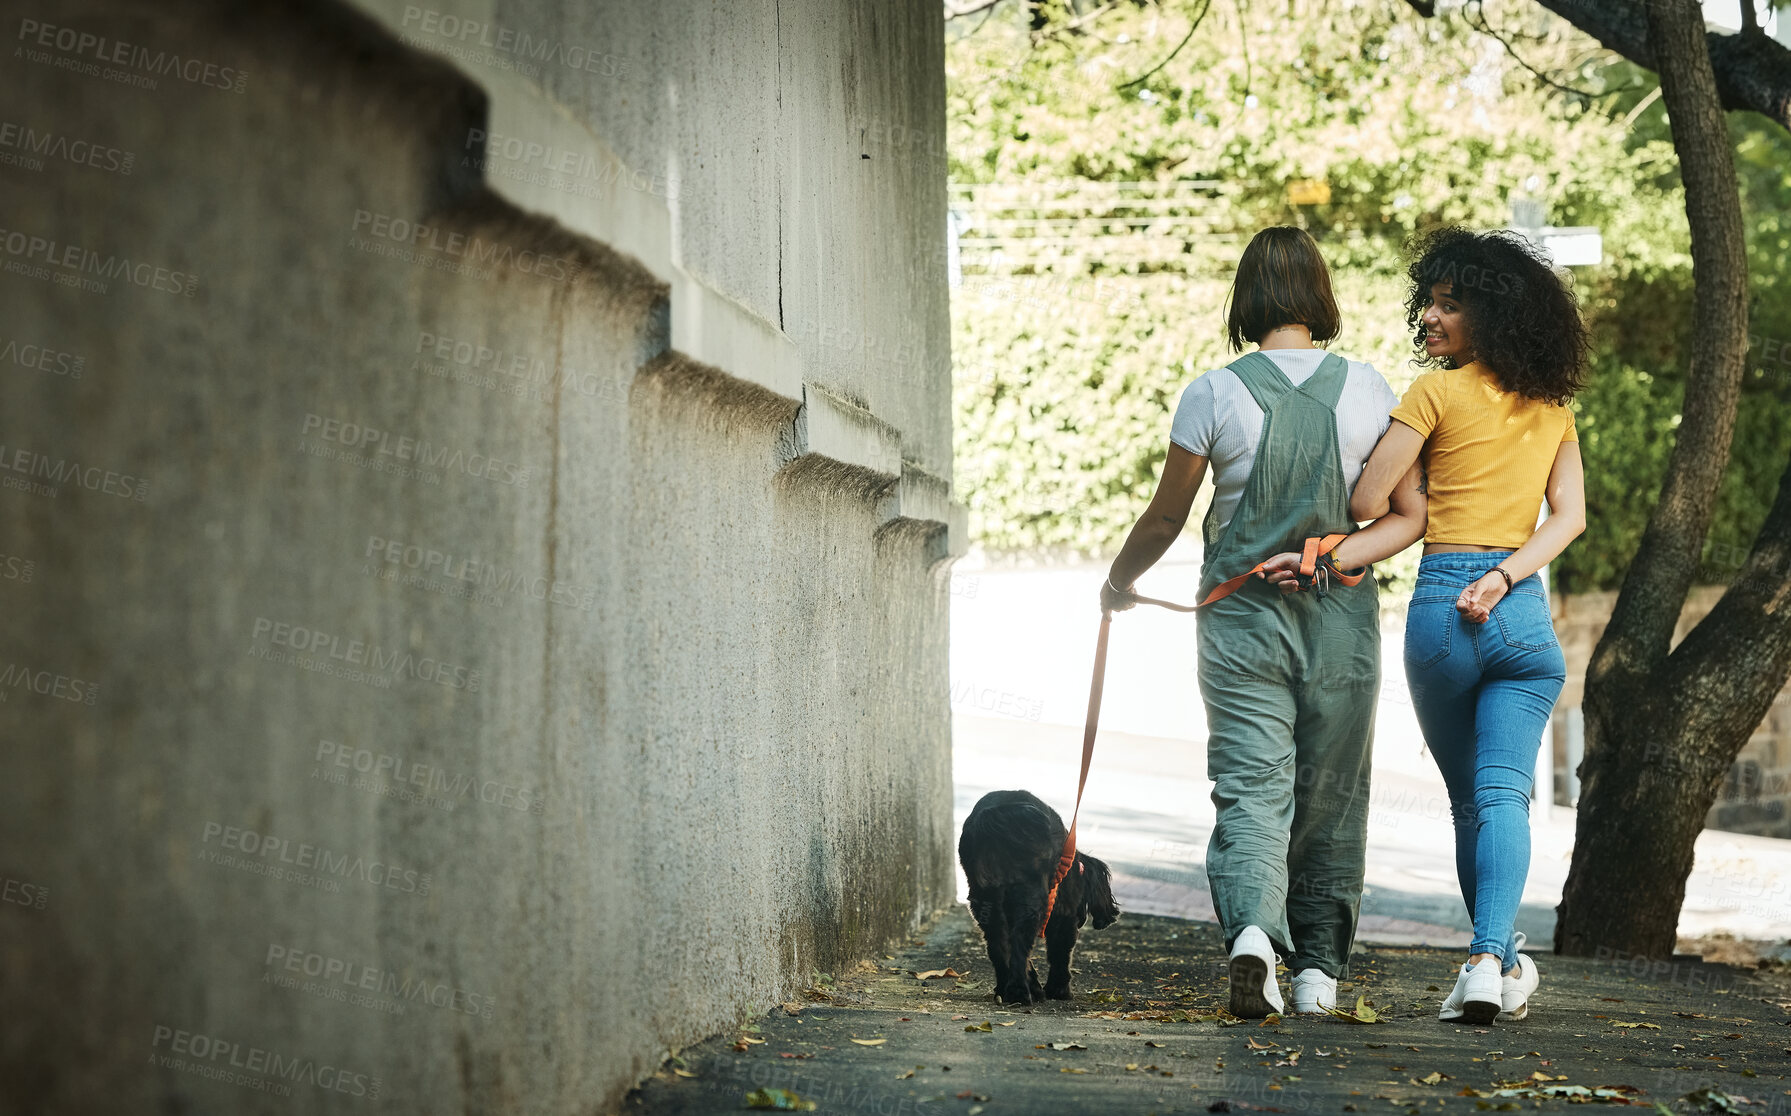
[264,943,497,1021]
[16,19,248,92]
[0,226,198,296]
[299,413,531,488]
[0,661,99,705]
[365,535,597,613]
[148,1025,380,1100]
[349,209,583,283]
[398,7,626,78]
[411,330,621,402]
[0,334,84,378]
[248,616,483,692]
[0,441,147,500]
[0,120,134,174]
[315,738,547,816]
[199,821,433,895]
[463,127,677,201]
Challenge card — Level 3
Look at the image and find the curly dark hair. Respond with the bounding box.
[1403,227,1589,405]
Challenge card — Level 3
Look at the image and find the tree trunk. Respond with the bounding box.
[1554,0,1757,958]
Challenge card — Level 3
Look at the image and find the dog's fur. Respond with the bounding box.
[958,789,1120,1004]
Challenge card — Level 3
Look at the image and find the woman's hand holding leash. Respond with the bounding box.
[1257,552,1306,593]
[1101,577,1138,612]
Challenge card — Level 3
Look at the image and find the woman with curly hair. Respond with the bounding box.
[1348,227,1589,1025]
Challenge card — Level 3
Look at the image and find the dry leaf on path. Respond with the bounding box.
[745,1088,817,1111]
[915,968,963,981]
[1325,996,1381,1024]
[850,1038,887,1046]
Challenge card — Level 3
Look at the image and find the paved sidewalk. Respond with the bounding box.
[629,905,1791,1115]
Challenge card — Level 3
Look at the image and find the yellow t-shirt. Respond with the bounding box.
[1389,362,1578,548]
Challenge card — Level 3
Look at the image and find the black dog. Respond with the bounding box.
[958,789,1119,1004]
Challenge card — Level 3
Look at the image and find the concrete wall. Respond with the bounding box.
[0,1,960,1112]
[1552,589,1791,838]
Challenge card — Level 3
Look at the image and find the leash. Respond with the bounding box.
[1036,536,1367,937]
[1194,532,1364,607]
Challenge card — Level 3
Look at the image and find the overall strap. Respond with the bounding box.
[1297,350,1351,410]
[1224,351,1296,413]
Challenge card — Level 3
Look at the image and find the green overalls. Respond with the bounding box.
[1196,351,1380,979]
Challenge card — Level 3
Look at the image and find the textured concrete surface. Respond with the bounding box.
[629,905,1791,1116]
[0,1,956,1112]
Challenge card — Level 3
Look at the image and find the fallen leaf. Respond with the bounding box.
[739,1036,767,1045]
[850,1038,886,1046]
[915,968,963,981]
[780,1002,803,1016]
[745,1088,817,1111]
[1614,1022,1662,1030]
[1039,1042,1087,1051]
[950,1014,969,1021]
[1247,1037,1279,1051]
[1325,996,1381,1024]
[895,1069,914,1080]
[1146,1041,1165,1048]
[672,1068,697,1078]
[1061,1067,1091,1074]
[965,1021,993,1033]
[1416,1072,1449,1086]
[778,1052,813,1060]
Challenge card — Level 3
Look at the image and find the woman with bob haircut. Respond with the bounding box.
[1105,226,1427,1017]
[1350,227,1589,1025]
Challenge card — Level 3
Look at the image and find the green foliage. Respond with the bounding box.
[946,0,1791,592]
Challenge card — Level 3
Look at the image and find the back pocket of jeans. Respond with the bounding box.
[1404,594,1455,669]
[1494,590,1556,652]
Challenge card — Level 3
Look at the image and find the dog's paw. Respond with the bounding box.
[998,983,1034,1005]
[1045,977,1071,1000]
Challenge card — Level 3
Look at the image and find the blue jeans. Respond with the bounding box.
[1404,551,1565,966]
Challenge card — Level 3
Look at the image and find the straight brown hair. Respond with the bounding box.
[1225,226,1341,352]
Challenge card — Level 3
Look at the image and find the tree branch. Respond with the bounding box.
[1667,450,1791,741]
[1404,0,1791,133]
[1463,0,1618,101]
[946,0,1006,20]
[1117,0,1213,88]
[1533,0,1791,131]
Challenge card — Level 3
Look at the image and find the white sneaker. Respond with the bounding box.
[1228,926,1285,1017]
[1499,933,1539,1020]
[1290,968,1336,1013]
[1438,956,1502,1024]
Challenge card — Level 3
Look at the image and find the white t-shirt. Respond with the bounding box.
[1170,349,1399,534]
